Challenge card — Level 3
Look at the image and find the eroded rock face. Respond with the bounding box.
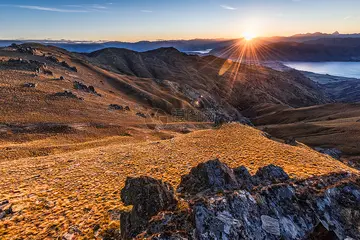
[177,159,240,195]
[120,176,178,239]
[118,160,360,240]
[253,164,290,186]
[233,165,253,190]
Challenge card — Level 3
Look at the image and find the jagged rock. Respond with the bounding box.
[192,177,359,240]
[136,112,147,118]
[138,209,194,239]
[120,176,177,239]
[285,137,297,146]
[118,160,360,240]
[2,58,45,72]
[88,86,96,93]
[253,164,290,185]
[121,160,360,240]
[52,91,81,100]
[74,81,88,91]
[15,45,35,55]
[261,215,281,236]
[74,81,99,95]
[0,200,13,219]
[315,147,342,160]
[23,82,36,88]
[46,56,60,63]
[233,166,253,190]
[178,159,239,195]
[306,222,338,240]
[109,104,123,110]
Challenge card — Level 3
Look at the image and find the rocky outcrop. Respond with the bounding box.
[0,200,13,219]
[61,61,78,72]
[23,82,37,88]
[74,81,100,96]
[178,159,240,195]
[253,164,290,185]
[136,112,147,118]
[118,160,360,240]
[120,176,178,239]
[51,91,82,100]
[1,58,45,72]
[109,104,124,110]
[315,147,342,160]
[12,45,36,55]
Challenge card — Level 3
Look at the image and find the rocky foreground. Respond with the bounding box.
[112,159,360,240]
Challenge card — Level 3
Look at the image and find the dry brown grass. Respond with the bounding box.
[0,123,357,239]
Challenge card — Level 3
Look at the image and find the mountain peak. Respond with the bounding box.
[332,31,340,35]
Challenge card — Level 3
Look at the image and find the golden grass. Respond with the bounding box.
[0,123,357,239]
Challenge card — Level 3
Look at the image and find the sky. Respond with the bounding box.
[0,0,359,41]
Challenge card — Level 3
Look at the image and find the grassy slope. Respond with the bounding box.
[246,103,360,163]
[0,124,357,239]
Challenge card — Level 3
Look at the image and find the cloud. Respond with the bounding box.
[220,5,236,10]
[2,4,111,13]
[344,15,352,20]
[18,5,89,12]
[141,10,153,13]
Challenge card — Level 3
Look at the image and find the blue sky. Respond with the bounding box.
[0,0,359,41]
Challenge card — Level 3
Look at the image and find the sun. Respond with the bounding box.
[243,32,256,41]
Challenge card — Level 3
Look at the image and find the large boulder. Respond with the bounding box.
[233,165,254,190]
[177,159,239,195]
[253,164,290,186]
[120,176,177,239]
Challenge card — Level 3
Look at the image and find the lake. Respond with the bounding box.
[283,62,360,79]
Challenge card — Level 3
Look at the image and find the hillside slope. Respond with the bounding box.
[244,103,360,168]
[0,123,356,239]
[86,47,329,111]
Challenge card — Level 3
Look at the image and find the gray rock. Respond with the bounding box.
[253,164,290,185]
[0,199,13,219]
[233,165,253,190]
[178,159,240,195]
[120,176,177,239]
[315,147,342,160]
[109,104,123,111]
[118,160,360,240]
[23,82,36,88]
[136,112,147,118]
[261,215,281,236]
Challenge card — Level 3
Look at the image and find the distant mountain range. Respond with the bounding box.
[1,32,360,54]
[0,39,235,53]
[1,32,360,62]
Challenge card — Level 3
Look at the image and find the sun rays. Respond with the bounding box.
[215,34,286,99]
